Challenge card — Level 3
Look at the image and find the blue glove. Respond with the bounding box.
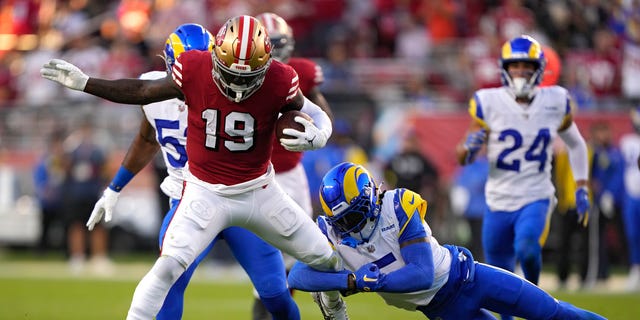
[353,263,384,292]
[463,129,486,164]
[575,186,590,227]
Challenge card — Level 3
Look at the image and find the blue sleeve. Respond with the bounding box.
[377,239,434,292]
[394,190,428,243]
[287,261,352,292]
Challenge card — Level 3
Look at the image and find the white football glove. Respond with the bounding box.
[86,188,120,231]
[280,116,329,152]
[40,58,89,91]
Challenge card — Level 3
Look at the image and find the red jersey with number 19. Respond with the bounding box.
[172,50,300,185]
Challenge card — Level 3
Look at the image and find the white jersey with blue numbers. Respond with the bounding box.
[140,71,188,200]
[470,86,571,211]
[319,189,451,311]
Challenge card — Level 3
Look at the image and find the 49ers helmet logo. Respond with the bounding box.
[215,25,227,47]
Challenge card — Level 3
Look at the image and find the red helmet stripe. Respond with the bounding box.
[235,16,255,66]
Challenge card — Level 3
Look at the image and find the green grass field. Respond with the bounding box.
[0,254,637,319]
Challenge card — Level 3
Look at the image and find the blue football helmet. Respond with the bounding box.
[164,23,214,71]
[499,35,546,99]
[319,162,380,244]
[256,12,295,63]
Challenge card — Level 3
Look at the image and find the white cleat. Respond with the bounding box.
[311,292,349,320]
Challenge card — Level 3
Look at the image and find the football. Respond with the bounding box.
[275,110,311,140]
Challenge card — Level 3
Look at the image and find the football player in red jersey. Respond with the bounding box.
[41,15,341,320]
[254,12,347,320]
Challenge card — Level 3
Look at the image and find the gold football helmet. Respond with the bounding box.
[256,12,294,63]
[213,15,272,102]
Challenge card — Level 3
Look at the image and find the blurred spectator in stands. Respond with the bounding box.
[574,28,622,110]
[145,0,207,51]
[319,37,358,92]
[564,54,596,110]
[590,121,626,286]
[55,3,108,104]
[616,1,640,103]
[0,143,19,212]
[301,118,368,216]
[383,129,441,227]
[0,0,41,37]
[33,129,67,255]
[307,0,347,57]
[16,30,63,107]
[62,119,111,275]
[459,19,502,91]
[620,106,640,291]
[450,151,488,262]
[485,0,535,43]
[100,38,145,80]
[0,52,18,107]
[395,11,431,60]
[403,74,436,111]
[418,0,459,46]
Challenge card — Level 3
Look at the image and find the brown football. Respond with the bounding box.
[276,110,311,140]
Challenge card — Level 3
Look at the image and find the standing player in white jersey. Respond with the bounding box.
[86,23,300,319]
[287,162,605,320]
[619,106,640,291]
[253,12,348,320]
[455,35,590,320]
[41,15,340,320]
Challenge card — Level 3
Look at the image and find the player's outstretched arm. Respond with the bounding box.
[558,121,591,226]
[86,115,161,231]
[375,239,434,292]
[288,261,353,292]
[41,59,182,105]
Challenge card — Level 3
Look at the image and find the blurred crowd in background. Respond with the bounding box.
[0,0,639,289]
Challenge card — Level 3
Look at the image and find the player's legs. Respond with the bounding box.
[243,181,341,272]
[473,263,605,320]
[418,245,496,319]
[513,199,551,285]
[156,199,220,320]
[252,164,314,319]
[128,183,230,320]
[224,226,299,320]
[482,207,517,320]
[482,207,516,272]
[274,163,313,269]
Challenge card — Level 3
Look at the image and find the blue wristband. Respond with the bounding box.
[109,166,135,192]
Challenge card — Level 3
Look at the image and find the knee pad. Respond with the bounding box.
[152,255,186,284]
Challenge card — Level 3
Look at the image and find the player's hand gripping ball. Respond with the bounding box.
[276,110,312,140]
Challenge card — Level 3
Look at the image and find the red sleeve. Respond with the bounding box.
[282,63,300,104]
